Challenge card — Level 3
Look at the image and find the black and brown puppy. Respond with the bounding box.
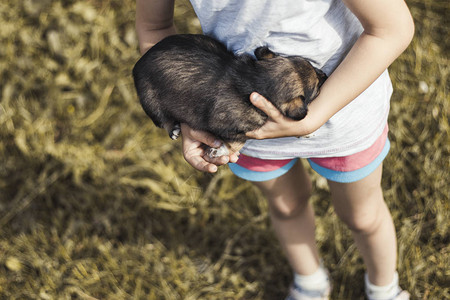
[133,34,326,157]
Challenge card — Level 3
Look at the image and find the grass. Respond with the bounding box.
[0,0,448,299]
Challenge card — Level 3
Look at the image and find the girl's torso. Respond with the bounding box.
[189,0,393,158]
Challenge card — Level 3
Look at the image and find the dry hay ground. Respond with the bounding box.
[0,0,448,299]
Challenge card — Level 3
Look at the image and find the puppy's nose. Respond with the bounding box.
[314,68,327,88]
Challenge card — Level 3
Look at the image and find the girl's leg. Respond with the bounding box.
[253,160,320,276]
[327,163,397,286]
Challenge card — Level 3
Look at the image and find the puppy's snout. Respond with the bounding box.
[287,106,308,121]
[314,68,327,88]
[281,98,309,121]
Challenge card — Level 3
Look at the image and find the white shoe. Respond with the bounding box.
[390,290,410,300]
[366,289,411,300]
[285,283,331,300]
[365,272,410,300]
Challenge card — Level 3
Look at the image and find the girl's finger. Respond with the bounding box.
[190,156,218,173]
[183,146,218,173]
[182,123,222,148]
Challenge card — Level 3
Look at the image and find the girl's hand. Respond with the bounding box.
[181,123,240,173]
[245,92,323,140]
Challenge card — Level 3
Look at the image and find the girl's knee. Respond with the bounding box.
[329,173,387,234]
[254,160,313,220]
[268,187,312,220]
[337,201,389,234]
[341,212,382,234]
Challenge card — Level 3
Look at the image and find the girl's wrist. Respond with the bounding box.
[136,25,176,55]
[297,108,328,136]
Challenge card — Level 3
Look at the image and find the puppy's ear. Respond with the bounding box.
[254,47,277,60]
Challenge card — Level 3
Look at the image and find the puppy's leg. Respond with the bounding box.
[206,144,230,158]
[227,140,245,153]
[206,141,245,159]
[163,121,181,140]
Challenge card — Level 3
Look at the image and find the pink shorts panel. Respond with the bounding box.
[308,125,388,172]
[235,155,294,172]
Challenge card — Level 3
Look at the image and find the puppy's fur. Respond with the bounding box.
[133,34,326,156]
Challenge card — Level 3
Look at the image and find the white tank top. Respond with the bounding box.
[189,0,393,158]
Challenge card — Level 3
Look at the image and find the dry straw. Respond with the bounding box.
[0,0,448,299]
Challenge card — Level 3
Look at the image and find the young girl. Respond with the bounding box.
[136,0,414,299]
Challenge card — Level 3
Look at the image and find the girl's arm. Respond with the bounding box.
[246,0,415,139]
[136,0,176,54]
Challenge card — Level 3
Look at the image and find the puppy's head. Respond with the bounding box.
[254,47,327,120]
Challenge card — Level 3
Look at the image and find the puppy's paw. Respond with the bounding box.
[170,124,181,140]
[206,144,230,158]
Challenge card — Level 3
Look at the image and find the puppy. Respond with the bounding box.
[133,34,326,157]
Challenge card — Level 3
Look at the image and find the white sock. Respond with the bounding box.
[365,272,401,300]
[293,263,330,292]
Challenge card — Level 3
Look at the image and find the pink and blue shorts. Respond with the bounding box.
[229,126,390,183]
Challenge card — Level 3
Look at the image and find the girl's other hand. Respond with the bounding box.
[245,92,322,140]
[180,123,239,173]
